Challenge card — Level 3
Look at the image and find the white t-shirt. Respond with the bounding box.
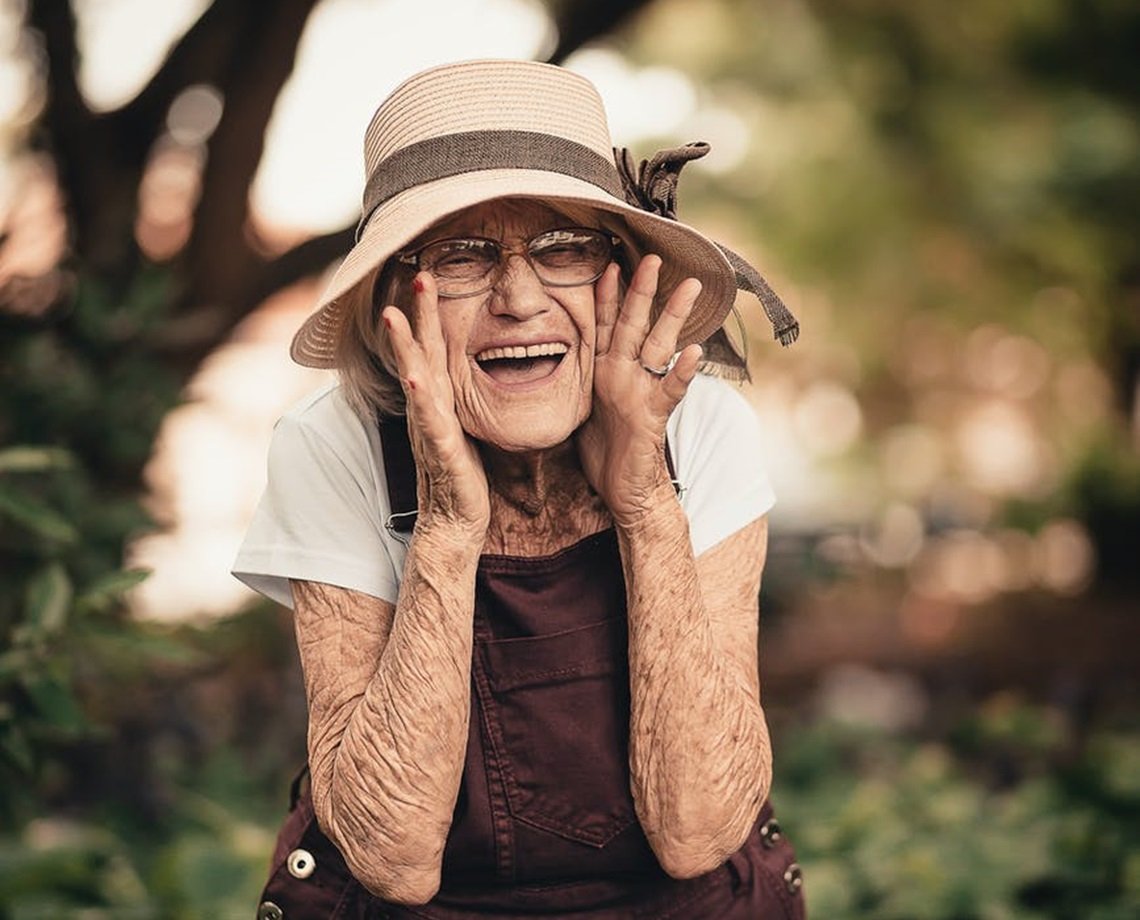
[233,374,775,609]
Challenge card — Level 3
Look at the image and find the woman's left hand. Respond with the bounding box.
[576,255,703,526]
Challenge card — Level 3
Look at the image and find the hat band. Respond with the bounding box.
[356,130,626,241]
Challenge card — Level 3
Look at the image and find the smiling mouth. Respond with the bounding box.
[474,342,569,384]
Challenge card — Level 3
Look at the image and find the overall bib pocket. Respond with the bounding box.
[478,617,636,848]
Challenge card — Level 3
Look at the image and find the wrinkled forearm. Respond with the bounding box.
[296,519,482,904]
[617,488,771,879]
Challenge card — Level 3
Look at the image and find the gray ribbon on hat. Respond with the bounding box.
[614,142,799,347]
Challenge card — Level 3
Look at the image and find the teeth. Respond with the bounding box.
[475,342,569,361]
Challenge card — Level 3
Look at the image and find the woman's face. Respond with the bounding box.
[401,200,603,453]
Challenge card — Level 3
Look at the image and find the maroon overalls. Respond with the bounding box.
[255,420,805,919]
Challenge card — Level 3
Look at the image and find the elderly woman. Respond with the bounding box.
[235,60,804,919]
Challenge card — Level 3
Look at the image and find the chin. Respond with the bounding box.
[480,424,578,454]
[470,407,587,455]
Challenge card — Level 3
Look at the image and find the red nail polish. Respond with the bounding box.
[412,276,425,294]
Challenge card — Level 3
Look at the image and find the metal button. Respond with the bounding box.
[287,847,316,879]
[257,902,284,920]
[759,817,782,849]
[784,862,804,895]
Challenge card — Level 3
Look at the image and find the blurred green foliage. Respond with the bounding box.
[773,698,1140,919]
[0,267,300,916]
[2,268,177,820]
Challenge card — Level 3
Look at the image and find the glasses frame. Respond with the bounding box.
[395,227,622,299]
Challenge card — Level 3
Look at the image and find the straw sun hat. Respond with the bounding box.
[289,59,798,369]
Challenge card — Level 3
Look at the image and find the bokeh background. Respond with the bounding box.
[2,0,1138,917]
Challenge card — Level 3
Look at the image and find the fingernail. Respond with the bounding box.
[383,315,393,330]
[412,276,425,294]
[406,378,416,391]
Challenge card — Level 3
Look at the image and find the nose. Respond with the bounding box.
[487,252,550,320]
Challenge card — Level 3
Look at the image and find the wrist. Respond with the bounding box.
[610,478,682,531]
[412,512,488,557]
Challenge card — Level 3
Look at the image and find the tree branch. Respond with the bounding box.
[24,0,85,121]
[108,0,252,152]
[186,0,322,310]
[24,0,91,238]
[544,0,656,64]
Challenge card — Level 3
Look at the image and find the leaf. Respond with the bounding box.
[0,722,35,774]
[0,446,75,474]
[25,563,73,635]
[76,568,151,612]
[0,485,78,543]
[21,671,88,733]
[78,622,205,669]
[0,649,32,680]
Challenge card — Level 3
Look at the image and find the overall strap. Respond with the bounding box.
[377,415,682,536]
[377,415,418,534]
[664,437,679,491]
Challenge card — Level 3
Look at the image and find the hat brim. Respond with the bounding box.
[290,168,738,368]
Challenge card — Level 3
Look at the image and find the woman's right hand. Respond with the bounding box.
[381,273,491,533]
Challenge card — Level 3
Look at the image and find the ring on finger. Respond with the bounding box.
[639,360,670,377]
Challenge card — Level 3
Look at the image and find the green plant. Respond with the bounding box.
[771,699,1140,919]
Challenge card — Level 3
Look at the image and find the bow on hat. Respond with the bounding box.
[614,142,800,349]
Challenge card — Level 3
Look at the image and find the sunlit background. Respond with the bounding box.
[2,0,1138,916]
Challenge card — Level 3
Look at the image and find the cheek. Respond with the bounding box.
[435,309,472,367]
[565,289,596,399]
[579,289,597,337]
[572,290,597,342]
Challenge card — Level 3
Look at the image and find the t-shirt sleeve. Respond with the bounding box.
[668,374,776,558]
[232,405,400,609]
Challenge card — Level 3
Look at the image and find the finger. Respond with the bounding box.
[381,305,421,380]
[593,262,621,355]
[410,272,447,371]
[385,306,455,442]
[610,254,661,359]
[657,343,703,409]
[384,305,438,410]
[641,277,701,366]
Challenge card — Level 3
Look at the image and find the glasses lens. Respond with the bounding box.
[529,229,612,286]
[419,239,498,294]
[414,229,613,296]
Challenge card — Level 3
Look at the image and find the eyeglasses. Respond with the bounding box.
[396,227,620,299]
